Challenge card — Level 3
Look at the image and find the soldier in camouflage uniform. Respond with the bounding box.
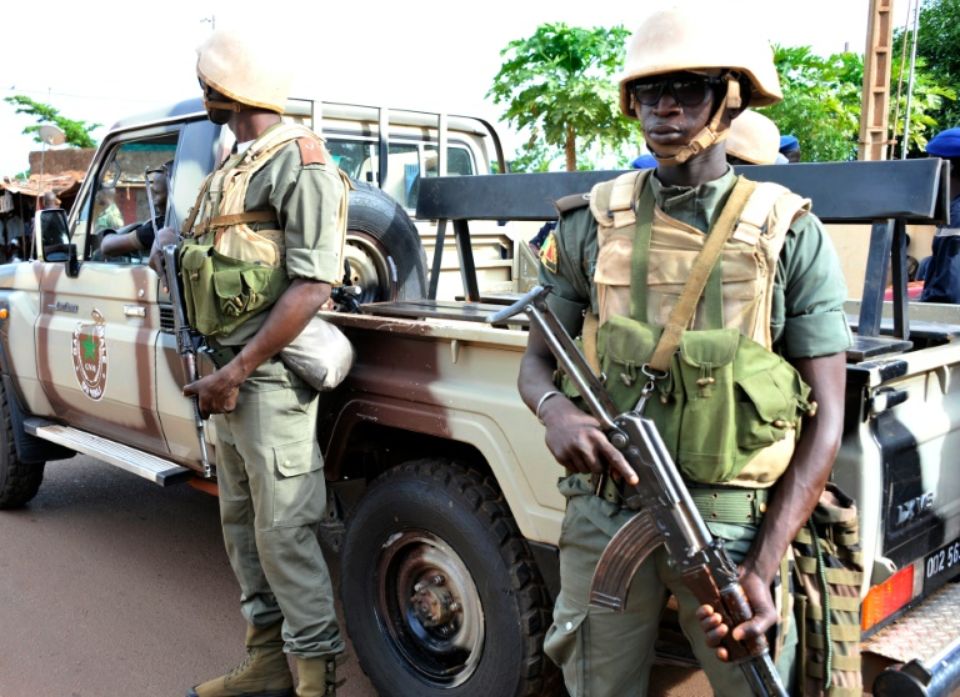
[518,8,852,696]
[152,28,348,697]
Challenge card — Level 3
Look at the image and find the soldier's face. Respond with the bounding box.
[634,73,718,152]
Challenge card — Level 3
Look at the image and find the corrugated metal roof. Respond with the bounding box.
[0,172,83,197]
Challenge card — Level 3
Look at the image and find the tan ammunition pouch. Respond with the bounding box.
[792,485,864,697]
[179,123,342,338]
[578,170,813,485]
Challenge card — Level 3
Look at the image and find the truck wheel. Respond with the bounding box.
[340,459,556,697]
[347,181,428,302]
[0,388,45,509]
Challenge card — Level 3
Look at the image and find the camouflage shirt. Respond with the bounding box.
[540,167,853,359]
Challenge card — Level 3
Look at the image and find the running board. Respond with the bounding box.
[23,418,192,486]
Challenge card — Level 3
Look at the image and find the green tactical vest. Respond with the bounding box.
[179,123,323,338]
[567,172,814,486]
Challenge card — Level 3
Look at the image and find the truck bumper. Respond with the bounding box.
[868,583,960,697]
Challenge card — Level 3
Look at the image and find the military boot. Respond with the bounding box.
[187,622,294,697]
[293,655,341,697]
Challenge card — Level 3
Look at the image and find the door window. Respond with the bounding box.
[326,137,478,209]
[84,134,179,264]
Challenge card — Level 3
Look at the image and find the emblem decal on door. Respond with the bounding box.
[72,309,108,400]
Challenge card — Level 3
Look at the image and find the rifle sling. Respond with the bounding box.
[647,176,758,373]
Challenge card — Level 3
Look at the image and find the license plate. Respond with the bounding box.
[923,537,960,592]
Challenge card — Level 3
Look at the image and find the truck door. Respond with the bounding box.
[36,128,181,457]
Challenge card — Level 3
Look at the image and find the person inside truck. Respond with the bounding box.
[517,7,851,696]
[93,185,123,232]
[149,28,349,697]
[100,162,169,259]
[920,127,960,303]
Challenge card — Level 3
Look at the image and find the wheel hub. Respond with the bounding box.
[410,574,461,629]
[376,530,484,687]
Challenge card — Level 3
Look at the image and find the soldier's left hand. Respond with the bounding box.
[183,365,242,417]
[694,568,778,661]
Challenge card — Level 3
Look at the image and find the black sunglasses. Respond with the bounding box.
[631,74,722,108]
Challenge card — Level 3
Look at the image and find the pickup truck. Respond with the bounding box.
[1,98,958,697]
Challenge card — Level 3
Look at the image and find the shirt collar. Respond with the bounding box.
[647,166,737,234]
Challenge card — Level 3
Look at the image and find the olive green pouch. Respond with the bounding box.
[179,244,217,335]
[733,336,813,456]
[179,243,288,338]
[675,330,812,483]
[675,328,740,481]
[594,314,684,462]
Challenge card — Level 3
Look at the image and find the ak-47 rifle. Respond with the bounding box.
[147,166,213,478]
[162,244,213,478]
[490,285,788,697]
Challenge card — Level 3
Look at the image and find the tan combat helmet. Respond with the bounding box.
[726,109,781,165]
[196,28,293,114]
[618,5,782,165]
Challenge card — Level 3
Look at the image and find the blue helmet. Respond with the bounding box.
[927,128,960,158]
[779,134,800,154]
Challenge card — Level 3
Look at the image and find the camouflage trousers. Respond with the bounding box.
[544,475,796,697]
[213,357,344,658]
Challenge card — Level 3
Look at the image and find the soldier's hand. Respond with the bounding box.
[183,365,242,417]
[695,568,778,661]
[539,397,638,486]
[148,226,180,286]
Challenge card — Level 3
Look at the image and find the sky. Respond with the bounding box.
[1,0,914,175]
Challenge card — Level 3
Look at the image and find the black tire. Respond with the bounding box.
[340,459,556,697]
[346,181,428,303]
[0,387,45,509]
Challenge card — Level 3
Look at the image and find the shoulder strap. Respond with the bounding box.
[589,170,647,226]
[647,176,758,373]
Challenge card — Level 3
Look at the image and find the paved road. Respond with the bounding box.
[0,455,706,697]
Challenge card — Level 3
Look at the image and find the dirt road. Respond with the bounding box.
[0,455,707,697]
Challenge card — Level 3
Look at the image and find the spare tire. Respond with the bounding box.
[346,181,428,303]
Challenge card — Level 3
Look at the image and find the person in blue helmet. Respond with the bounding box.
[920,127,960,303]
[779,134,800,163]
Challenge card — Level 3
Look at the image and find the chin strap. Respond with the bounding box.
[203,98,246,113]
[648,74,742,167]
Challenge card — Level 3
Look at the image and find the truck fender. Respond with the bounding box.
[324,396,552,543]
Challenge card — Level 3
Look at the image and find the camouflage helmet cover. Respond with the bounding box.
[618,6,783,119]
[196,28,293,114]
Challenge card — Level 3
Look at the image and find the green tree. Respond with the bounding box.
[760,46,862,162]
[488,23,641,172]
[760,45,953,161]
[4,95,100,148]
[888,55,956,156]
[894,0,960,135]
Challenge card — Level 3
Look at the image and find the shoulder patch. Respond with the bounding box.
[539,231,559,273]
[297,137,327,166]
[555,192,590,215]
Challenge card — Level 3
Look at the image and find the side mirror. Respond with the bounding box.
[35,208,71,262]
